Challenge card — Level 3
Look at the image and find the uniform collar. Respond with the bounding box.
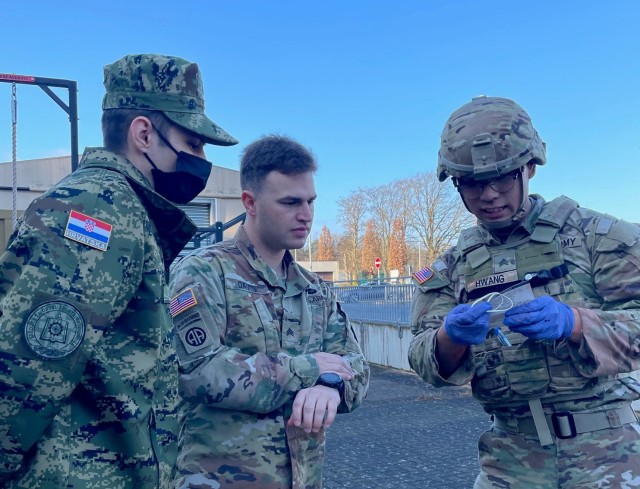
[233,225,315,294]
[79,147,150,187]
[78,147,197,265]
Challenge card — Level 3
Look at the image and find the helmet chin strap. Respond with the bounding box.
[478,200,527,230]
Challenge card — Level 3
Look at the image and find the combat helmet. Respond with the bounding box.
[437,96,545,182]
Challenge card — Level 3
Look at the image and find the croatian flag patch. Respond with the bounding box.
[170,288,198,317]
[412,266,434,285]
[64,210,112,251]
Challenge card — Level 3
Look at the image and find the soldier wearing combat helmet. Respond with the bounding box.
[438,96,546,229]
[0,54,236,488]
[409,96,640,487]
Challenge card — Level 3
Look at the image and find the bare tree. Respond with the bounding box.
[336,189,367,279]
[330,172,472,278]
[294,237,311,262]
[366,180,409,271]
[406,172,475,266]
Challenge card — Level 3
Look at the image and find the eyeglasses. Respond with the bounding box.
[455,171,520,199]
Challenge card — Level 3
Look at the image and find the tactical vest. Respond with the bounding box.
[455,197,612,408]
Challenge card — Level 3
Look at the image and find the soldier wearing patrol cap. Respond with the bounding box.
[0,53,237,488]
[409,96,640,487]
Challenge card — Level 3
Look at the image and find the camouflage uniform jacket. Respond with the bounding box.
[170,226,369,489]
[409,195,640,416]
[0,148,196,488]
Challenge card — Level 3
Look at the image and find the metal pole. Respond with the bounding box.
[214,221,223,243]
[68,80,79,171]
[11,83,17,229]
[0,74,79,172]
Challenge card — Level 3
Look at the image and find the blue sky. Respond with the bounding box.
[1,0,639,234]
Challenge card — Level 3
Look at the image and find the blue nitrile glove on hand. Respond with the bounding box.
[503,296,575,340]
[444,302,492,345]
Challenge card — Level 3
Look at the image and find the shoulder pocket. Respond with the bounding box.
[595,219,640,252]
[173,283,219,366]
[417,268,450,293]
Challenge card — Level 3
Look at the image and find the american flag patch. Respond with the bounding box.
[64,210,112,251]
[170,288,198,317]
[412,266,434,285]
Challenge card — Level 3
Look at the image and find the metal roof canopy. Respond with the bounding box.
[0,73,79,171]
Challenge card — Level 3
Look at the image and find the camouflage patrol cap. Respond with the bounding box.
[102,54,238,146]
[437,96,546,182]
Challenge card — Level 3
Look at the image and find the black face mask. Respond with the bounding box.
[144,126,212,204]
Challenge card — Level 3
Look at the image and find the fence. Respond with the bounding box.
[332,281,415,371]
[333,281,415,323]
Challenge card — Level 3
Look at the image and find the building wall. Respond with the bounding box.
[215,197,246,237]
[0,209,23,251]
[296,260,339,282]
[0,155,242,252]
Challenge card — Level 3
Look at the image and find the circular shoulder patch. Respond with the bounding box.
[24,301,86,359]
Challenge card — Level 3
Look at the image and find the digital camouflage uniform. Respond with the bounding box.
[0,54,236,488]
[409,195,640,488]
[170,226,369,489]
[0,148,195,488]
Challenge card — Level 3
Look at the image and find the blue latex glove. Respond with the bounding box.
[444,302,492,345]
[503,296,574,340]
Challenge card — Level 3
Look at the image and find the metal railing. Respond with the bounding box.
[331,281,416,324]
[179,213,247,255]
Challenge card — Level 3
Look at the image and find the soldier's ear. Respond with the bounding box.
[129,116,154,152]
[526,162,537,179]
[242,190,257,216]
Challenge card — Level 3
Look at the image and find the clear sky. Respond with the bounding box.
[1,0,639,234]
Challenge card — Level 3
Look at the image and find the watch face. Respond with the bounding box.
[320,372,342,384]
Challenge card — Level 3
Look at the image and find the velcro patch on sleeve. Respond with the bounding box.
[412,266,434,285]
[64,210,112,252]
[176,311,215,355]
[171,283,220,366]
[170,288,198,317]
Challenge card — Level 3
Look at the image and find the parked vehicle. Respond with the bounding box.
[339,281,394,302]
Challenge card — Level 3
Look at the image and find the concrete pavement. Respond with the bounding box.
[323,365,491,488]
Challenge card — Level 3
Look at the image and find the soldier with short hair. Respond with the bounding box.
[409,96,640,487]
[170,134,369,489]
[0,53,237,488]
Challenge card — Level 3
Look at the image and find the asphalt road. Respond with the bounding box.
[323,365,491,489]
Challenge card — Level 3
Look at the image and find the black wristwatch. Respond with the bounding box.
[315,372,345,399]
